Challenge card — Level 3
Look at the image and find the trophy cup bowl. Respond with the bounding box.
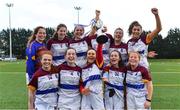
[96,33,108,44]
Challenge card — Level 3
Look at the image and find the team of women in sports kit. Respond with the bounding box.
[26,8,162,110]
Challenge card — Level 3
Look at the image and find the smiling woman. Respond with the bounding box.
[127,8,162,69]
[26,26,47,83]
[28,50,59,110]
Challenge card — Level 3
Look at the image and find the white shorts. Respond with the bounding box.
[127,93,146,109]
[35,102,57,110]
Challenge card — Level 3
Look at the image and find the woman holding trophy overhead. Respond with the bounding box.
[87,9,113,66]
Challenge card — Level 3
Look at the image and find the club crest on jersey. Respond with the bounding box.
[48,75,52,80]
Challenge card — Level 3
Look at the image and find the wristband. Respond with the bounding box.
[146,99,151,102]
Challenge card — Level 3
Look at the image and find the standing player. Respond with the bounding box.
[26,26,47,83]
[28,50,58,110]
[57,48,82,110]
[47,23,69,66]
[68,25,89,67]
[87,10,113,66]
[109,27,128,65]
[87,26,113,65]
[110,27,157,66]
[102,50,126,110]
[81,44,105,110]
[127,8,162,69]
[126,51,153,109]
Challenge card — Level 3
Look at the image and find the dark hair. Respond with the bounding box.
[27,26,45,47]
[64,47,77,56]
[86,48,96,55]
[128,21,142,36]
[52,23,67,40]
[114,27,124,35]
[110,50,124,67]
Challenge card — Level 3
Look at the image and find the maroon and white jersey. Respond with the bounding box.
[28,68,58,106]
[103,66,126,97]
[109,42,128,65]
[68,38,89,67]
[127,34,149,69]
[87,33,113,65]
[126,65,152,97]
[47,37,69,66]
[82,63,103,94]
[57,63,82,109]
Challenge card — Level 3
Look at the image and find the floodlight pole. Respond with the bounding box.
[6,3,13,61]
[74,6,81,24]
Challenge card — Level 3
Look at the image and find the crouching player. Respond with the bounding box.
[28,50,58,110]
[126,51,153,109]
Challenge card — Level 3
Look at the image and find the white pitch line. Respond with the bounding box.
[154,84,180,87]
[0,72,25,74]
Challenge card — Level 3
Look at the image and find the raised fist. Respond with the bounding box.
[151,8,159,15]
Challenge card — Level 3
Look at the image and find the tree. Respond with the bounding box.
[1,27,179,59]
[148,33,164,58]
[163,28,180,58]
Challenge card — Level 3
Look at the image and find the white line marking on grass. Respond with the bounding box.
[0,72,24,74]
[154,84,180,87]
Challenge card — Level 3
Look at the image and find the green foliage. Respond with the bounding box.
[0,28,32,59]
[45,27,55,41]
[1,28,180,59]
[149,28,180,58]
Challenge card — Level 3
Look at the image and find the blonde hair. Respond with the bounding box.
[128,51,141,60]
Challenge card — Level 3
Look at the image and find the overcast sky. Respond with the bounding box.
[0,0,180,41]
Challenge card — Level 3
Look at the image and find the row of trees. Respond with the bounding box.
[149,28,180,58]
[0,28,180,59]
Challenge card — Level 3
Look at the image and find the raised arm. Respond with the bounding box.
[146,8,162,44]
[96,44,104,68]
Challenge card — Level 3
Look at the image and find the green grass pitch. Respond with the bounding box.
[0,59,180,109]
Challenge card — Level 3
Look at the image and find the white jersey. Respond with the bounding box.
[47,37,69,66]
[57,63,82,109]
[109,42,128,65]
[127,34,149,69]
[103,66,126,97]
[28,68,58,106]
[82,63,103,94]
[102,66,126,110]
[69,38,89,67]
[126,65,152,97]
[81,63,105,109]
